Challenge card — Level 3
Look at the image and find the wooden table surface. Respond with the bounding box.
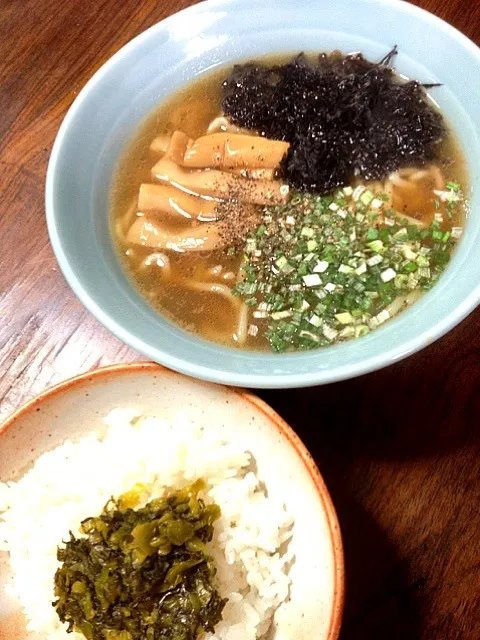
[1,0,479,637]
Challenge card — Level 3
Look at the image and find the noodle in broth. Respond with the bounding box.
[111,55,468,352]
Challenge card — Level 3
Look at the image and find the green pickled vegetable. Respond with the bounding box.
[53,479,225,640]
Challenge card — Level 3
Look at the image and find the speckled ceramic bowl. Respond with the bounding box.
[46,0,480,387]
[0,362,344,640]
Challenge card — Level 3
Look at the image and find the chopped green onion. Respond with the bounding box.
[367,254,383,267]
[408,273,419,289]
[418,267,431,279]
[355,325,370,337]
[380,268,396,283]
[248,324,259,337]
[401,244,417,260]
[375,309,390,324]
[416,255,430,267]
[355,262,367,275]
[301,227,315,238]
[271,310,293,320]
[367,239,384,252]
[313,260,329,273]
[352,186,366,201]
[360,190,374,205]
[451,227,463,239]
[309,314,323,327]
[335,312,354,325]
[323,325,339,340]
[275,256,295,274]
[303,274,322,287]
[300,299,311,311]
[235,187,460,353]
[446,181,460,192]
[393,228,408,239]
[242,282,258,294]
[298,262,309,276]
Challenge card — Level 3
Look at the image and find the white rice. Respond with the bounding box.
[0,409,293,640]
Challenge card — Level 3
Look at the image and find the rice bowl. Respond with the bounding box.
[0,363,344,639]
[0,409,294,639]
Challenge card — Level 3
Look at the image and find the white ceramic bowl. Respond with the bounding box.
[0,363,344,640]
[46,0,480,387]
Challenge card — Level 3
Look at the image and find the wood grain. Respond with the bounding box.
[0,1,479,638]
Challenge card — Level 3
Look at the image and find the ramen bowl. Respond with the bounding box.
[46,0,480,388]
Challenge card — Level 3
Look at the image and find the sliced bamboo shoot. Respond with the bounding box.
[126,216,222,252]
[151,158,289,206]
[164,130,192,164]
[230,167,275,180]
[149,135,171,155]
[138,184,218,221]
[182,132,289,169]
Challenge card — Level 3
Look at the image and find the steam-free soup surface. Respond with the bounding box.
[111,54,468,352]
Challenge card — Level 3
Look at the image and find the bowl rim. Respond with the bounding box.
[45,0,480,389]
[0,361,345,639]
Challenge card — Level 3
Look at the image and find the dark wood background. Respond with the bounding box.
[1,1,479,637]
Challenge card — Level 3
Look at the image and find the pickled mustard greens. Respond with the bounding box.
[54,480,226,640]
[234,186,462,352]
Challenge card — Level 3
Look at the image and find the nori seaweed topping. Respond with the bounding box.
[222,49,445,194]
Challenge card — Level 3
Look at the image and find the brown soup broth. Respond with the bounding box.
[110,59,468,351]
